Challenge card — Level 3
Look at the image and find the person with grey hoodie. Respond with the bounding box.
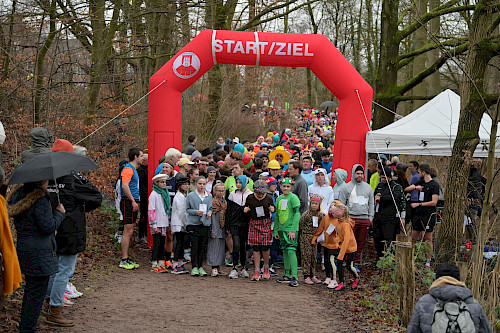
[339,164,374,269]
[21,127,54,163]
[332,168,348,201]
[407,263,492,333]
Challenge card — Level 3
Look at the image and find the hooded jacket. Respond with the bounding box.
[308,168,334,215]
[291,173,308,214]
[407,276,492,333]
[332,168,347,200]
[21,127,54,163]
[338,164,374,220]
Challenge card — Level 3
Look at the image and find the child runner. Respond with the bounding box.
[170,175,190,274]
[266,176,280,276]
[148,174,171,273]
[207,182,227,277]
[299,194,324,285]
[331,201,359,291]
[244,180,275,281]
[275,179,301,287]
[227,175,253,279]
[186,176,212,277]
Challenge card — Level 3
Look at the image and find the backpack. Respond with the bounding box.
[431,299,476,333]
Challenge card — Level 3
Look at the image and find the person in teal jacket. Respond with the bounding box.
[274,178,301,287]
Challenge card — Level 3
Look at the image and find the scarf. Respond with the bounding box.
[212,197,227,227]
[153,184,171,215]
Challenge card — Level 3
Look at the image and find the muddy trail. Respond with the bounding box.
[37,245,374,333]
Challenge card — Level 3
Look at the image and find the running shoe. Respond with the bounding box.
[119,259,135,270]
[334,283,346,291]
[198,267,208,276]
[262,267,270,280]
[151,266,163,273]
[171,266,183,275]
[327,280,339,289]
[164,260,173,269]
[127,259,139,269]
[288,277,299,287]
[277,275,290,283]
[62,295,74,307]
[251,271,261,281]
[228,269,239,279]
[67,282,83,297]
[225,257,233,267]
[211,269,219,277]
[352,278,360,289]
[311,276,322,284]
[64,290,79,299]
[191,267,200,276]
[240,268,250,278]
[323,277,331,285]
[180,265,190,274]
[269,267,278,276]
[304,277,314,285]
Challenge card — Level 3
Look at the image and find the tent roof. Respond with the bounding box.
[365,89,499,157]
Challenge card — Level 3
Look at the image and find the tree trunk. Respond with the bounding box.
[436,0,497,264]
[412,0,428,109]
[373,0,400,129]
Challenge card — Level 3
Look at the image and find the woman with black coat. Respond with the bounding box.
[7,181,65,333]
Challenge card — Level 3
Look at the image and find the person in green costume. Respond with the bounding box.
[274,178,301,287]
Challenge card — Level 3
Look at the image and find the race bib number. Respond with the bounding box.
[312,216,319,228]
[326,224,336,235]
[256,206,265,217]
[357,196,366,205]
[419,192,425,201]
[280,200,288,210]
[199,204,207,214]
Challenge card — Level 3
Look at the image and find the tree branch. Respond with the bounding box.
[397,38,466,68]
[394,94,437,102]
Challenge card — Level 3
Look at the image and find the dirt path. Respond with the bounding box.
[40,248,366,333]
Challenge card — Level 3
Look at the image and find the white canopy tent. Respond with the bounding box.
[365,89,500,158]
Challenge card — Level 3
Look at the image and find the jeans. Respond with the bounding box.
[20,275,50,333]
[46,254,78,306]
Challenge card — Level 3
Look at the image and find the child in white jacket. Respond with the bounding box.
[170,176,190,274]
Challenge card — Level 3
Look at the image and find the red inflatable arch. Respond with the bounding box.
[149,29,373,186]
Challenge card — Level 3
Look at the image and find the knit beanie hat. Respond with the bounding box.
[52,139,74,152]
[207,166,216,174]
[435,263,460,281]
[355,165,364,173]
[236,175,248,188]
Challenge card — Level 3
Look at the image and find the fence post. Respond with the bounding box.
[395,234,415,327]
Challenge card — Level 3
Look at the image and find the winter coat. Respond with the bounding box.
[308,168,335,215]
[171,191,188,233]
[21,127,54,163]
[7,184,64,276]
[48,172,102,255]
[339,164,374,220]
[226,189,252,227]
[407,276,492,333]
[374,180,403,220]
[291,174,309,214]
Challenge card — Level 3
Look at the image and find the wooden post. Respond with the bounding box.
[395,234,415,327]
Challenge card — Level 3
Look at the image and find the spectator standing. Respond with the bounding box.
[137,153,148,242]
[186,134,197,155]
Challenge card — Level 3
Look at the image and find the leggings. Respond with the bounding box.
[283,248,298,279]
[173,232,187,261]
[187,225,208,269]
[231,226,248,269]
[151,233,166,261]
[324,248,339,280]
[336,252,358,283]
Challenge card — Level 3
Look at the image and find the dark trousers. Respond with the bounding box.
[373,218,399,259]
[352,218,372,263]
[188,225,208,269]
[173,232,187,261]
[324,248,339,279]
[270,237,280,265]
[20,274,50,333]
[231,225,248,269]
[151,233,166,261]
[336,252,358,283]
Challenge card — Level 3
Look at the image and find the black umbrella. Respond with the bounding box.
[8,151,98,185]
[320,101,337,108]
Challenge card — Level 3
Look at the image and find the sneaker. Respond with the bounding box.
[229,269,239,279]
[327,280,339,289]
[334,283,346,291]
[184,252,191,262]
[262,267,270,280]
[288,277,299,287]
[119,259,135,270]
[304,277,314,285]
[180,265,189,274]
[352,278,360,289]
[217,269,227,276]
[269,267,278,277]
[198,267,208,276]
[225,257,233,267]
[251,271,261,281]
[277,275,290,283]
[171,267,183,275]
[211,269,219,277]
[240,268,250,278]
[67,282,82,297]
[62,295,74,307]
[151,266,163,273]
[127,259,139,269]
[323,277,331,285]
[164,260,173,269]
[64,290,79,299]
[191,267,200,276]
[353,263,360,273]
[311,276,322,284]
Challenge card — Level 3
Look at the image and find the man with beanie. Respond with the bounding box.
[339,164,374,271]
[407,263,492,333]
[45,139,102,326]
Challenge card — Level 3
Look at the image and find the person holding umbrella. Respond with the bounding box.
[7,180,65,332]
